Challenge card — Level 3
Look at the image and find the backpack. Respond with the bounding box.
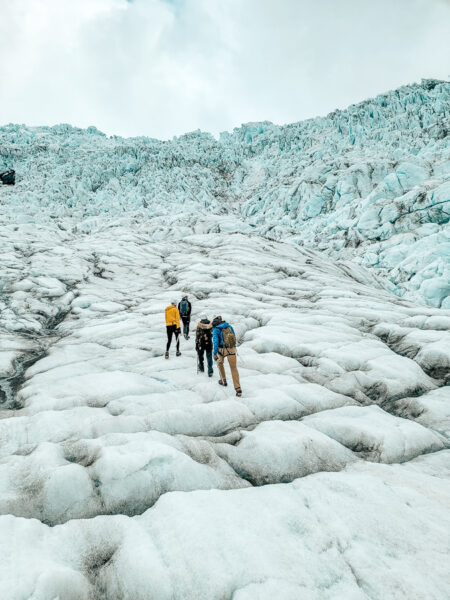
[179,299,189,316]
[221,326,236,349]
[200,329,212,349]
[196,324,212,350]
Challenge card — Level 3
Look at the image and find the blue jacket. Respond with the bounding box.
[213,321,235,354]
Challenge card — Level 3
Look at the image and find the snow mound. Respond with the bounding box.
[304,405,444,463]
[215,420,357,485]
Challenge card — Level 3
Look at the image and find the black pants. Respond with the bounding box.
[166,325,180,352]
[181,316,190,338]
[197,348,213,374]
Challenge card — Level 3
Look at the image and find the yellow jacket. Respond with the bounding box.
[165,305,180,328]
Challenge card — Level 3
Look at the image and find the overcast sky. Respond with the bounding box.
[0,0,448,139]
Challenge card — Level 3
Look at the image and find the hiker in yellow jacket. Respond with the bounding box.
[165,300,181,358]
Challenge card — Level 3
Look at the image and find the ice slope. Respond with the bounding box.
[1,79,449,306]
[0,209,449,598]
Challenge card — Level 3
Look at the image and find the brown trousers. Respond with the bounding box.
[217,347,241,390]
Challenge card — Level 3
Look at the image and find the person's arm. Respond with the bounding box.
[175,308,180,330]
[188,301,192,317]
[213,328,219,355]
[195,326,201,349]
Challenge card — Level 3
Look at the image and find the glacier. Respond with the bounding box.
[1,78,449,307]
[0,80,449,599]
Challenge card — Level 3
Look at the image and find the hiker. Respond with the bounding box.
[178,295,192,340]
[195,314,214,377]
[165,300,181,358]
[212,316,242,397]
[0,169,15,185]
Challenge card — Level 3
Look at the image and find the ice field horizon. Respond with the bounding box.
[1,79,449,599]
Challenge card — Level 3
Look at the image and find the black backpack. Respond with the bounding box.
[200,329,212,349]
[196,325,212,350]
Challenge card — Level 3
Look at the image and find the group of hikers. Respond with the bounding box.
[164,296,242,397]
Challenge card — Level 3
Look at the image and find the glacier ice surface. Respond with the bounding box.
[0,80,449,598]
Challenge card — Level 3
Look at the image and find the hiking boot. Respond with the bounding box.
[235,388,242,397]
[198,367,204,373]
[208,371,213,377]
[165,352,169,359]
[176,350,181,356]
[218,379,227,387]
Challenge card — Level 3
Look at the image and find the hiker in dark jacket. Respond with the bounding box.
[178,295,192,340]
[212,316,242,397]
[195,314,213,377]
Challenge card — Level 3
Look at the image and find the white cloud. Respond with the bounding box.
[0,0,448,139]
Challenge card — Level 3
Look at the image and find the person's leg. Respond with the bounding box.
[217,351,226,383]
[206,351,213,375]
[186,319,190,338]
[175,329,180,354]
[227,350,241,390]
[181,317,187,338]
[198,348,204,371]
[166,326,173,352]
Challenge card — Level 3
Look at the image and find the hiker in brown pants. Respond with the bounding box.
[212,316,242,397]
[217,348,240,390]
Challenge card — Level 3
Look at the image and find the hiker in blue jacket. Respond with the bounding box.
[212,316,242,397]
[178,295,192,340]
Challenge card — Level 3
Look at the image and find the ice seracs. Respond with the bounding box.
[1,79,449,306]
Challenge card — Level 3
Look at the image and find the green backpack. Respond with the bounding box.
[222,326,236,349]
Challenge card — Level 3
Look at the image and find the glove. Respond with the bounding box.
[176,328,181,334]
[213,354,218,362]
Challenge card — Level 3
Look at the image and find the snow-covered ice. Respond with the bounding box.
[0,80,449,598]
